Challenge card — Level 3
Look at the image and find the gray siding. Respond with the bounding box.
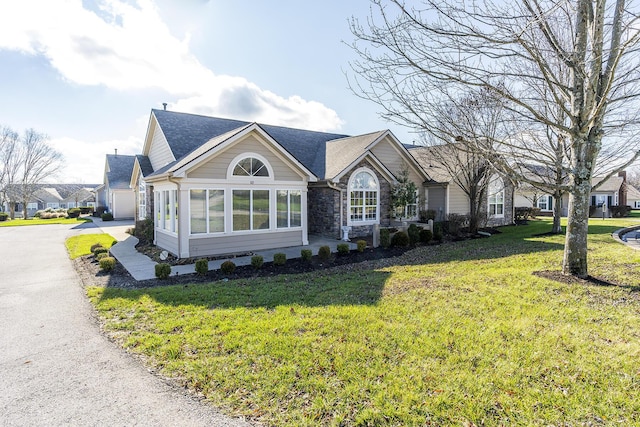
[371,137,422,183]
[156,231,179,256]
[448,184,469,215]
[188,230,303,257]
[188,136,301,181]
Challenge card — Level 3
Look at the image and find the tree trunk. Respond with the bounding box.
[562,189,590,277]
[551,192,563,234]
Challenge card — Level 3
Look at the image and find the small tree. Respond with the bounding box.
[391,167,418,220]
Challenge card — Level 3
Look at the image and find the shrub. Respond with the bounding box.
[220,260,236,274]
[96,252,109,261]
[357,240,367,252]
[101,212,114,221]
[251,255,264,269]
[134,218,154,245]
[79,206,93,214]
[90,243,104,253]
[93,247,109,257]
[419,229,433,244]
[433,223,444,242]
[99,257,116,272]
[419,209,436,222]
[67,208,81,218]
[391,231,410,247]
[610,205,632,218]
[0,212,8,222]
[380,228,391,248]
[95,206,108,216]
[408,224,420,246]
[337,243,350,255]
[34,210,44,218]
[301,249,313,262]
[195,258,209,275]
[447,213,469,235]
[273,253,286,266]
[318,245,331,260]
[155,263,171,279]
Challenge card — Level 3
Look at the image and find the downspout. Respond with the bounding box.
[168,174,182,259]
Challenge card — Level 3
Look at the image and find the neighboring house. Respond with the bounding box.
[407,144,515,227]
[96,154,136,219]
[2,184,98,217]
[132,109,430,258]
[628,184,640,209]
[514,171,628,217]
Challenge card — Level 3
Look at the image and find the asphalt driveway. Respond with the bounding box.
[0,224,251,427]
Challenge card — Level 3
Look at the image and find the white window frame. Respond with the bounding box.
[348,167,380,226]
[536,195,553,212]
[232,188,271,232]
[276,189,302,229]
[139,180,146,220]
[227,153,274,182]
[488,175,505,218]
[189,188,225,235]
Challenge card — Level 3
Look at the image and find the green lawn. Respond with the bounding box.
[65,233,118,259]
[87,217,640,426]
[0,216,92,227]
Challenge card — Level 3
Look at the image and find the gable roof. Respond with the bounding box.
[150,109,353,180]
[135,155,154,177]
[627,184,640,201]
[106,154,136,190]
[592,175,624,193]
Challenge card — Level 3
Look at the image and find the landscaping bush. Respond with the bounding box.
[95,206,108,216]
[610,205,632,218]
[96,252,109,261]
[447,213,469,235]
[195,258,209,275]
[419,209,436,222]
[301,249,312,262]
[318,245,331,260]
[67,208,81,218]
[408,223,420,246]
[90,243,104,253]
[79,206,94,215]
[419,229,433,244]
[99,256,116,272]
[134,218,154,245]
[34,210,44,218]
[93,247,109,257]
[273,253,287,266]
[337,243,350,255]
[251,255,264,269]
[0,212,8,221]
[380,228,391,248]
[101,212,114,221]
[391,230,410,247]
[433,224,444,242]
[155,263,172,279]
[220,260,236,274]
[357,240,367,252]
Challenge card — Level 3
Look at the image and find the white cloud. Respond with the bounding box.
[48,135,143,184]
[0,0,344,131]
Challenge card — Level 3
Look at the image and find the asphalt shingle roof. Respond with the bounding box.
[106,154,136,190]
[151,109,350,179]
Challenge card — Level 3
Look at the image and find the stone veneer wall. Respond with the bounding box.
[307,160,395,239]
[483,181,515,227]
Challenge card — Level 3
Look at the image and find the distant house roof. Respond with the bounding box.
[150,109,352,180]
[627,185,640,201]
[592,175,624,193]
[135,155,154,177]
[106,154,136,190]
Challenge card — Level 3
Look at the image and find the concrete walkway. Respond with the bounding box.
[85,217,356,281]
[613,225,640,250]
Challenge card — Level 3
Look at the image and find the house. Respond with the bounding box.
[1,184,98,217]
[132,109,430,258]
[514,171,629,217]
[407,144,515,226]
[96,154,136,219]
[628,184,640,209]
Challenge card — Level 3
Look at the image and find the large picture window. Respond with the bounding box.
[233,189,270,231]
[488,176,505,217]
[349,169,379,223]
[190,189,224,234]
[277,190,302,228]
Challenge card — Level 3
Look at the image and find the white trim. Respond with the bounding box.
[227,152,275,182]
[488,175,505,218]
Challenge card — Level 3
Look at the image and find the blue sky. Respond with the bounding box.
[0,0,415,184]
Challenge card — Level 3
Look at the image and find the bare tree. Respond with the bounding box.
[0,127,23,217]
[348,0,640,277]
[18,129,63,219]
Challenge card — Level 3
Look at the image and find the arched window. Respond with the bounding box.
[233,157,269,177]
[488,175,505,217]
[349,169,379,223]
